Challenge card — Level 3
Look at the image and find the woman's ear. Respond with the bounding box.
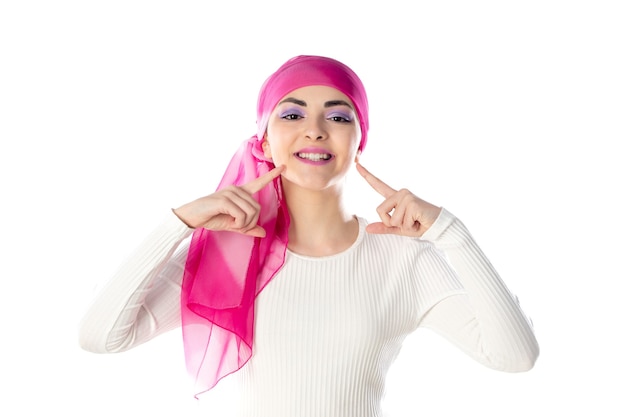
[262,137,272,160]
[354,150,362,164]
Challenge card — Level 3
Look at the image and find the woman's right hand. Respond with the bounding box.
[173,165,284,237]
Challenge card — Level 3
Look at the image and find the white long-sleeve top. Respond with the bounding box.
[79,208,539,417]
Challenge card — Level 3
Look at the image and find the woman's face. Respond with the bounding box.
[263,85,361,192]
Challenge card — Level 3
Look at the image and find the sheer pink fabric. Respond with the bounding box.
[181,55,369,396]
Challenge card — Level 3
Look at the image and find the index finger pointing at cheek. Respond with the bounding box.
[356,163,396,198]
[242,165,285,194]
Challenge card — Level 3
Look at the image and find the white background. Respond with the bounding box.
[1,1,625,415]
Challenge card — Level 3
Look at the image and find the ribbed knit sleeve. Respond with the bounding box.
[418,208,540,372]
[78,211,192,353]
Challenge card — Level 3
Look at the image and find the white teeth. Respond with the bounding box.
[297,152,331,161]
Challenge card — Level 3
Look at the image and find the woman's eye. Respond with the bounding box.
[278,108,305,120]
[328,114,352,123]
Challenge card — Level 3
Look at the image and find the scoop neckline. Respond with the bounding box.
[286,216,366,260]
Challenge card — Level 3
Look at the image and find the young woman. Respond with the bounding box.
[79,55,539,416]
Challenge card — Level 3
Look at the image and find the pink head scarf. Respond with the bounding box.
[181,55,369,396]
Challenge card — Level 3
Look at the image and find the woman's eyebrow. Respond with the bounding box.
[325,100,353,109]
[278,97,307,106]
[277,98,354,109]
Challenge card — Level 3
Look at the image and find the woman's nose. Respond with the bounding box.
[305,117,328,141]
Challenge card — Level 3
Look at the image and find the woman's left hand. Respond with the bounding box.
[356,163,442,237]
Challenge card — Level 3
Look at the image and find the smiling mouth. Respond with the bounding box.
[296,152,333,161]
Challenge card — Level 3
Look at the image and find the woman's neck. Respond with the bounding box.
[282,180,359,257]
